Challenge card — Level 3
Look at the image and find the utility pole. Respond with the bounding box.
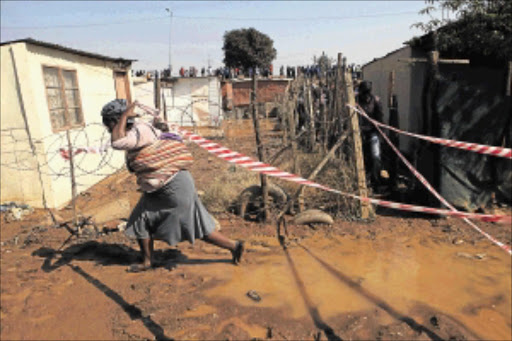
[166,8,173,76]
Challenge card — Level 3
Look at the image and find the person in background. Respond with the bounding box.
[101,99,244,272]
[356,81,387,191]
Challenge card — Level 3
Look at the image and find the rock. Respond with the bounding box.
[430,316,439,328]
[456,252,474,259]
[117,221,127,231]
[475,253,486,260]
[246,290,261,302]
[452,238,464,245]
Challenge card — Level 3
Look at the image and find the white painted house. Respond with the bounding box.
[133,76,223,127]
[1,38,135,208]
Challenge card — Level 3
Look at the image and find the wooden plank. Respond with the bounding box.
[388,70,395,108]
[398,57,469,64]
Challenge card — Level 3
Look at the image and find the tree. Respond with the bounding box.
[222,28,277,70]
[314,51,334,76]
[410,0,512,65]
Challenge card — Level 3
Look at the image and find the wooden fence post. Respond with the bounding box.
[343,68,373,219]
[425,51,441,197]
[154,71,161,110]
[251,73,269,222]
[388,71,400,188]
[162,89,168,122]
[66,130,78,230]
[306,78,316,152]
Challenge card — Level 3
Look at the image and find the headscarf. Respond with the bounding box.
[101,99,127,119]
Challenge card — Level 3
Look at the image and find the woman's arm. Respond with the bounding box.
[111,101,138,142]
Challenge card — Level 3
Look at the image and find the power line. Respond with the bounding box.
[1,10,419,30]
[1,15,169,29]
[174,10,419,21]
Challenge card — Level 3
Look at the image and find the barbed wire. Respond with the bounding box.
[0,97,224,182]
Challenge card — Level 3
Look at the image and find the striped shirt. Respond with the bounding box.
[112,121,193,192]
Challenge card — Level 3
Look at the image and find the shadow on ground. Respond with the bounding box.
[31,241,231,341]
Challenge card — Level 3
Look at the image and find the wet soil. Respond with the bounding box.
[1,127,511,341]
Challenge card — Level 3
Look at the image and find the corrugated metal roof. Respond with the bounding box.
[361,45,409,69]
[0,38,136,63]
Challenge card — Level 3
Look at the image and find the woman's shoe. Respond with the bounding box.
[126,263,153,273]
[231,241,245,265]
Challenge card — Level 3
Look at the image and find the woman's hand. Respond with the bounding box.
[111,100,138,142]
[124,100,139,117]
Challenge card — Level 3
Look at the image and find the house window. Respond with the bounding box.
[43,66,84,131]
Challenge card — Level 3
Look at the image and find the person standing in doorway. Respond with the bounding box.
[356,81,387,192]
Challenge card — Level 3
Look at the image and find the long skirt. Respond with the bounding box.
[125,170,215,245]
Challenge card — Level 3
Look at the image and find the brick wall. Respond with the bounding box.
[222,79,290,107]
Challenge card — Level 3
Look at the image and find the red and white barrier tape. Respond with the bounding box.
[136,103,512,230]
[352,104,511,255]
[347,104,512,159]
[59,102,511,254]
[59,145,110,160]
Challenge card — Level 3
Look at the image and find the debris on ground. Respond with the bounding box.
[246,290,262,302]
[1,202,33,222]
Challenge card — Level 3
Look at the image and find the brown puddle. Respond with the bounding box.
[202,233,512,340]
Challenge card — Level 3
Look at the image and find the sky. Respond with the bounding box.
[0,1,437,74]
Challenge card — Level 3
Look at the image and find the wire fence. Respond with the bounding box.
[1,123,123,179]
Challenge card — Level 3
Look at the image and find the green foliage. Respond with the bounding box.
[410,0,512,64]
[222,28,277,70]
[314,51,334,75]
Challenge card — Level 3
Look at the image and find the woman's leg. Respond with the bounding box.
[202,231,244,265]
[131,238,154,271]
[202,231,236,250]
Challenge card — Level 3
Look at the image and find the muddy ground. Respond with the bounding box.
[1,127,511,341]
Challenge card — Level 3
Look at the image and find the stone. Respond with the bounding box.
[452,238,464,245]
[456,252,473,259]
[246,290,261,302]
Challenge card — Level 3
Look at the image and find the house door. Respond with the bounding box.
[114,71,132,103]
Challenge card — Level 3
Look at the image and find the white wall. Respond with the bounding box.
[0,43,50,206]
[362,46,426,154]
[1,42,129,208]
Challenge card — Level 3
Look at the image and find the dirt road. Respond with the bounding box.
[2,202,511,340]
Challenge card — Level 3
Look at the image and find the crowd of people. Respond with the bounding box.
[132,64,362,81]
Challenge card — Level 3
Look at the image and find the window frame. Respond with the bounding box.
[42,64,85,132]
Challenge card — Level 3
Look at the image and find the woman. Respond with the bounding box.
[101,99,244,272]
